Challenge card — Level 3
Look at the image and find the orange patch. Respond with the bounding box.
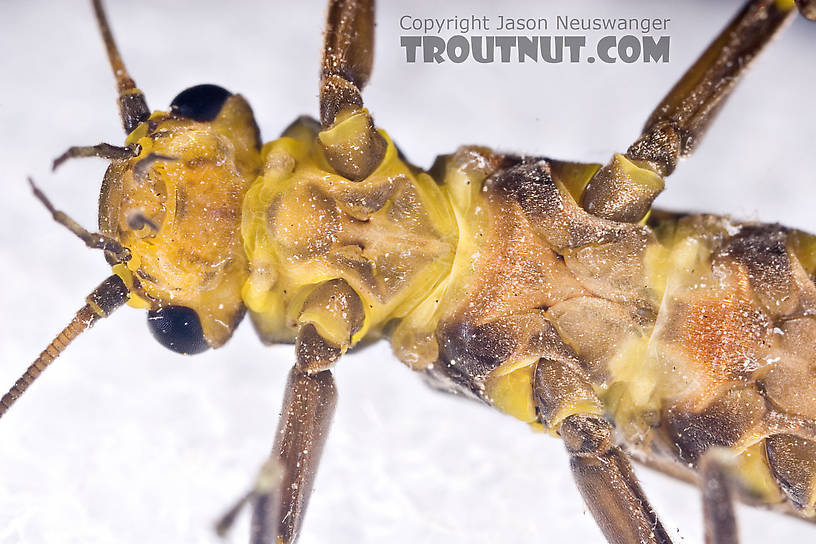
[665,266,773,404]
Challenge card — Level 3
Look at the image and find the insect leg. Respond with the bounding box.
[251,366,337,544]
[250,280,364,543]
[699,450,740,544]
[319,0,386,181]
[581,0,797,222]
[28,178,131,263]
[52,142,138,171]
[534,358,674,544]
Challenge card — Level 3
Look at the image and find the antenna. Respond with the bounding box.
[0,275,129,419]
[91,0,150,133]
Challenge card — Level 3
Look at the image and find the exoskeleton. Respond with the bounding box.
[2,1,816,543]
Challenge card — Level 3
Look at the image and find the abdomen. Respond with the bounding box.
[640,214,816,514]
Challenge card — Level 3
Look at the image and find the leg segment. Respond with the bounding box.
[28,178,131,263]
[699,451,740,544]
[251,367,337,544]
[797,0,816,20]
[581,0,797,222]
[534,359,674,544]
[320,0,375,126]
[319,0,386,181]
[52,142,137,171]
[250,280,363,543]
[562,415,674,544]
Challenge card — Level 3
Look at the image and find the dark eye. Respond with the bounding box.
[170,84,232,122]
[147,305,210,354]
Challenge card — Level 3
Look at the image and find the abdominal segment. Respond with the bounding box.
[399,152,816,513]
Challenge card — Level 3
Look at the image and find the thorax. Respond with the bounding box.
[240,119,459,345]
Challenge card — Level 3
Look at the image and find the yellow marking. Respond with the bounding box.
[734,442,785,504]
[617,154,663,188]
[85,299,106,317]
[549,161,601,204]
[389,148,498,369]
[242,120,458,345]
[600,334,661,439]
[607,335,656,408]
[486,354,603,430]
[317,107,373,149]
[790,231,816,276]
[485,364,537,423]
[111,263,150,309]
[611,153,665,221]
[489,355,540,379]
[298,305,352,350]
[124,120,148,146]
[550,399,604,431]
[643,241,670,300]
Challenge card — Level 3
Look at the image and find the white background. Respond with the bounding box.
[0,1,814,543]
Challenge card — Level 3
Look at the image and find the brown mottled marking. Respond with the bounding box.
[716,225,797,316]
[662,388,768,465]
[766,435,816,512]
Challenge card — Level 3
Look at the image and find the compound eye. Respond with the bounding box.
[147,305,210,355]
[170,84,232,122]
